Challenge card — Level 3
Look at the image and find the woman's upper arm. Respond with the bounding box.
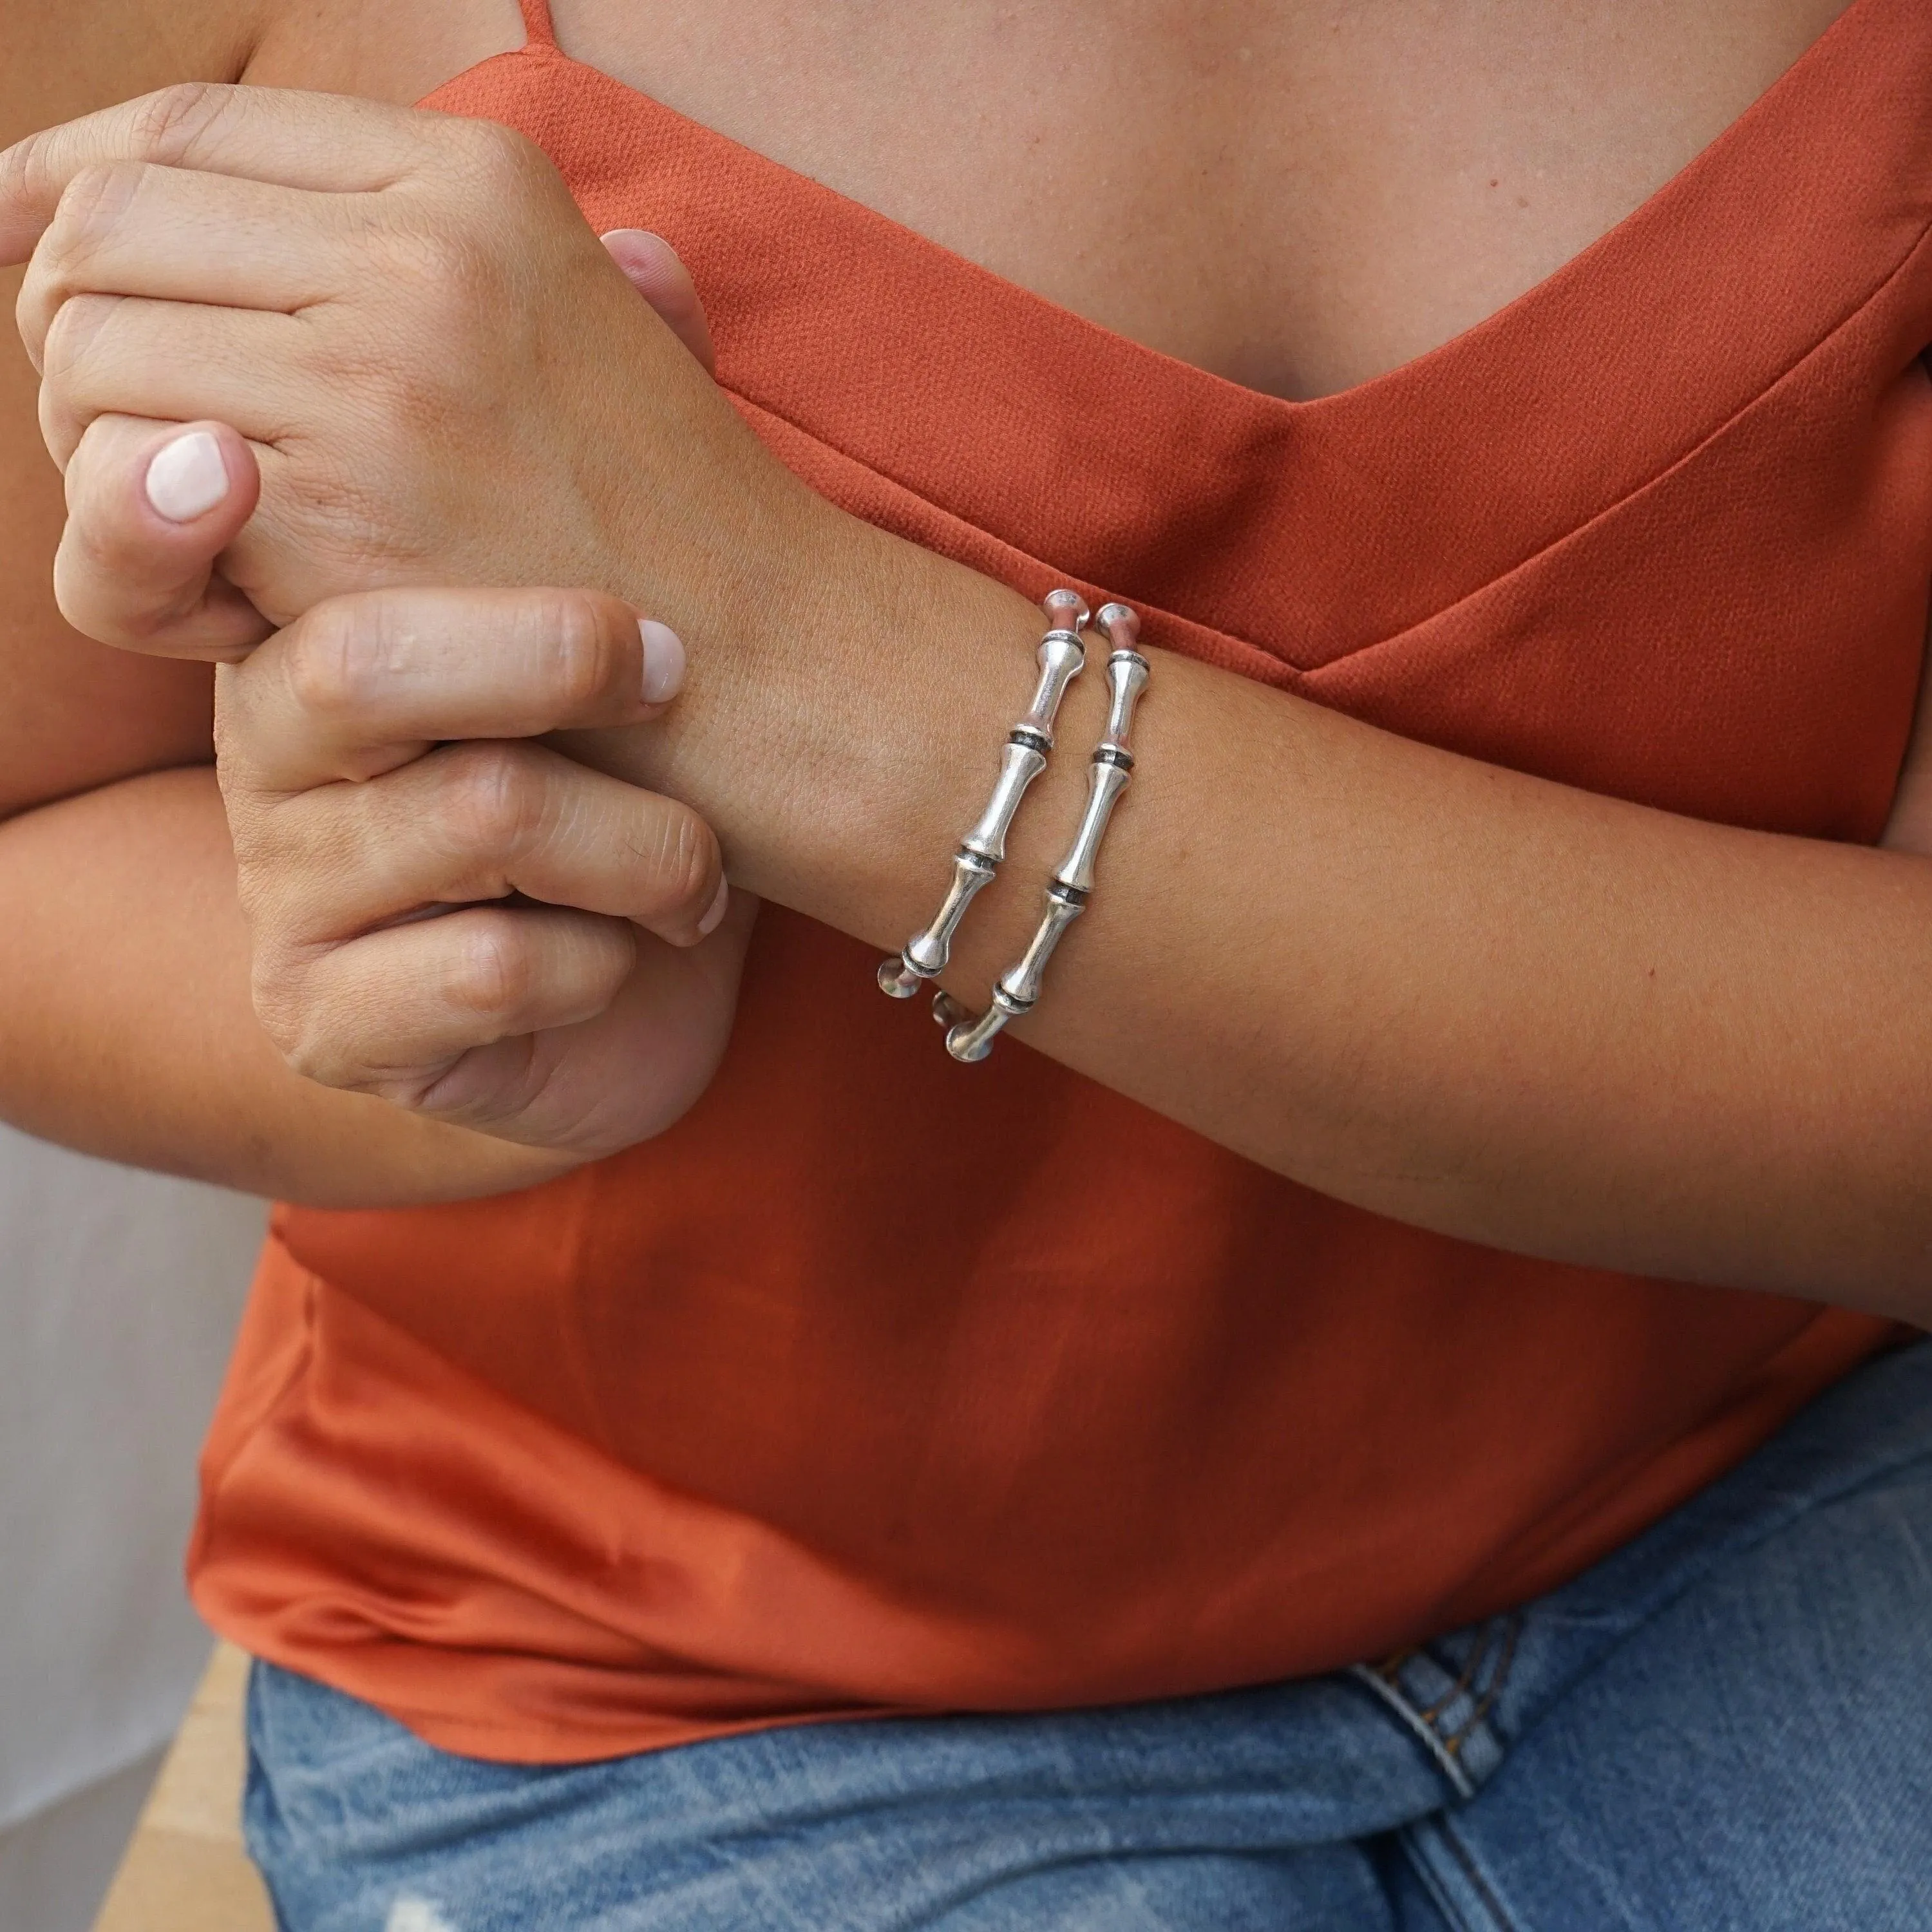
[0,0,263,819]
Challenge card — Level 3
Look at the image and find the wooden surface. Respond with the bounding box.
[92,1643,276,1932]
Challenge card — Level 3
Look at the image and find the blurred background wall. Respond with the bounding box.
[0,1124,262,1932]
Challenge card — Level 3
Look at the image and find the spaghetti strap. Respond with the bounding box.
[518,0,558,48]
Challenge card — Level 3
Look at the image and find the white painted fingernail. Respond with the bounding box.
[697,875,730,936]
[145,431,230,523]
[639,619,686,704]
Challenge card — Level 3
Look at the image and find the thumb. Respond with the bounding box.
[600,229,717,376]
[55,415,270,659]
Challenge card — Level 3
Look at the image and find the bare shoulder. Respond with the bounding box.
[241,0,522,106]
[3,0,522,132]
[0,0,270,151]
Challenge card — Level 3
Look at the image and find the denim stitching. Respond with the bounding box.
[1416,1624,1495,1728]
[1346,1663,1482,1801]
[1443,1615,1523,1759]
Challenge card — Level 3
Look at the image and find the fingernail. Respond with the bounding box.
[600,228,669,265]
[145,431,230,523]
[697,875,730,936]
[639,618,686,704]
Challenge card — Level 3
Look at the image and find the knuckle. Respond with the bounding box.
[54,512,202,650]
[249,951,326,1074]
[280,600,383,723]
[44,163,146,275]
[3,129,52,209]
[232,802,339,922]
[546,596,623,712]
[225,815,284,908]
[278,1028,348,1090]
[457,117,547,191]
[129,82,236,165]
[445,917,533,1021]
[646,803,717,913]
[436,743,547,858]
[229,862,287,940]
[229,864,273,932]
[40,291,117,383]
[61,480,144,578]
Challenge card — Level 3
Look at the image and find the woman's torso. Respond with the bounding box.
[191,0,1932,1759]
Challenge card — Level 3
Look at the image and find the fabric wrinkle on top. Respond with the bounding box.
[190,0,1932,1762]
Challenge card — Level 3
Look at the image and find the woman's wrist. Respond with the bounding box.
[607,500,1050,940]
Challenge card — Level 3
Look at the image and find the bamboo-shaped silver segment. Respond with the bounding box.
[880,849,999,996]
[1097,647,1151,759]
[995,887,1084,1009]
[1096,601,1141,651]
[939,603,1150,1062]
[1049,646,1150,892]
[937,889,1084,1054]
[877,589,1092,999]
[1019,630,1086,746]
[961,739,1048,864]
[942,986,1023,1063]
[1055,759,1132,895]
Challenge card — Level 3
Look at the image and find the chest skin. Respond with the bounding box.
[250,0,1851,401]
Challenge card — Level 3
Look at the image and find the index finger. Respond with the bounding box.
[0,83,441,264]
[218,587,683,796]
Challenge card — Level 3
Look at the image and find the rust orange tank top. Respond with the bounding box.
[189,0,1932,1761]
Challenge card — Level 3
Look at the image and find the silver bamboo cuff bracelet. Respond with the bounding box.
[876,588,1092,1001]
[934,602,1150,1062]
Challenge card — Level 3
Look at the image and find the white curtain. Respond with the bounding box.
[0,1124,263,1932]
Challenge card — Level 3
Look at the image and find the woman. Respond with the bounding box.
[2,0,1929,1924]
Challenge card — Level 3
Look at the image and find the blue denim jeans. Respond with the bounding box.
[244,1337,1932,1931]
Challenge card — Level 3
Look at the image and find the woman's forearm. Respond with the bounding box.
[589,524,1932,1322]
[0,764,574,1206]
[6,84,1924,1309]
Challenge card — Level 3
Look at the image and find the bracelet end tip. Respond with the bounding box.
[877,957,925,999]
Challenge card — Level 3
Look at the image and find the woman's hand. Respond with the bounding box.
[216,582,753,1158]
[0,87,772,1164]
[0,84,837,655]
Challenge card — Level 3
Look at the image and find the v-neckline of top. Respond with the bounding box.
[426,0,1931,672]
[480,0,1879,416]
